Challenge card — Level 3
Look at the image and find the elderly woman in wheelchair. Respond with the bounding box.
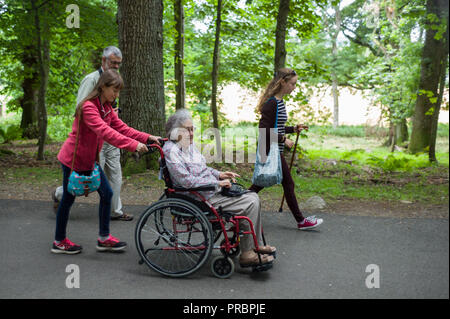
[134,109,276,278]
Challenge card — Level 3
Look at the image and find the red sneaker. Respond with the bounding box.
[96,234,127,252]
[298,216,323,230]
[51,238,82,254]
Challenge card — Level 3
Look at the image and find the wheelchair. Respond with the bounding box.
[135,139,274,279]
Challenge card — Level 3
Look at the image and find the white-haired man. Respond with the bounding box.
[52,46,134,221]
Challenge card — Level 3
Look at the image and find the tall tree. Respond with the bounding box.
[338,0,424,148]
[274,0,290,72]
[0,0,118,144]
[211,0,222,130]
[331,3,341,128]
[19,46,39,137]
[31,0,50,160]
[409,0,449,154]
[428,8,449,162]
[118,0,165,168]
[210,0,222,156]
[0,1,41,137]
[174,0,185,110]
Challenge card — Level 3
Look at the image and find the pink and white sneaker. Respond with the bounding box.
[51,238,82,254]
[298,215,323,230]
[96,234,127,252]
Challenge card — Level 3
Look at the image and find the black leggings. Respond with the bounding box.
[249,153,304,223]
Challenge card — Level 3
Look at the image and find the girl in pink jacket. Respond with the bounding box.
[52,69,160,255]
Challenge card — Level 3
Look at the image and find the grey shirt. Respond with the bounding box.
[76,68,102,106]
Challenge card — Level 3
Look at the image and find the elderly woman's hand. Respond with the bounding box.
[218,179,232,188]
[219,171,240,183]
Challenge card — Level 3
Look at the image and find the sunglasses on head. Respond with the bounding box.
[274,70,297,79]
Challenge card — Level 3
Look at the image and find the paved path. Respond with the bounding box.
[0,199,448,299]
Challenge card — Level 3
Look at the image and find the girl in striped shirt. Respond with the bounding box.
[249,68,323,230]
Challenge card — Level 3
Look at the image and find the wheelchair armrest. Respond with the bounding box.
[173,184,217,192]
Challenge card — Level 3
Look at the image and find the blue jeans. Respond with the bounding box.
[55,163,113,241]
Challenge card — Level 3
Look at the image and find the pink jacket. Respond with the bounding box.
[58,97,151,171]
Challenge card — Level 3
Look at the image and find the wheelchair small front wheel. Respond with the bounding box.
[211,256,234,279]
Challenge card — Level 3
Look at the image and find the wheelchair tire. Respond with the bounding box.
[135,198,214,278]
[211,256,234,279]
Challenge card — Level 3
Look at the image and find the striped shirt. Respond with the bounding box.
[257,96,294,158]
[275,98,288,153]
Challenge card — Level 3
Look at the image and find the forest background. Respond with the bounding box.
[0,0,448,215]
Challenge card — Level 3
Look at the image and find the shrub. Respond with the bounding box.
[0,124,22,143]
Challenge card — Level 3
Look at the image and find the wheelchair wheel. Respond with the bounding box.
[211,256,234,279]
[135,198,213,278]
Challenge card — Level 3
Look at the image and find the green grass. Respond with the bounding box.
[226,171,448,205]
[2,167,61,184]
[228,161,448,205]
[306,148,449,171]
[292,175,448,204]
[306,123,449,138]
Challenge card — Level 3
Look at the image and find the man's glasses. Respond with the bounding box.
[108,59,122,67]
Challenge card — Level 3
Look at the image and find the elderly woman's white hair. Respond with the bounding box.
[165,108,193,141]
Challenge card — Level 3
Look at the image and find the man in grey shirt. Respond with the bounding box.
[52,46,133,221]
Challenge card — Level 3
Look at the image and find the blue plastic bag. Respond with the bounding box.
[251,99,282,187]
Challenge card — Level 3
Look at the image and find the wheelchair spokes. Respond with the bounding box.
[135,199,213,277]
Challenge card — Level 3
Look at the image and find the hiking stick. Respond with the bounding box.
[278,130,300,212]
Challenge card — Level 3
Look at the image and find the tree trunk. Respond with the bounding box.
[386,114,409,149]
[211,0,222,156]
[429,30,449,162]
[409,0,449,154]
[385,120,394,147]
[174,0,185,110]
[331,4,341,128]
[18,3,39,135]
[32,0,49,160]
[396,118,409,144]
[211,0,222,129]
[118,0,165,170]
[390,122,397,152]
[331,80,339,128]
[20,46,39,138]
[389,119,408,152]
[274,0,290,72]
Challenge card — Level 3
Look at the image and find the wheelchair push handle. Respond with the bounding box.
[132,138,167,162]
[145,138,168,154]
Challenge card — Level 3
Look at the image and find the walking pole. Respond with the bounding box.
[278,129,301,212]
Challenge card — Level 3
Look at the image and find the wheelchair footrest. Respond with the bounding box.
[239,260,273,271]
[268,251,277,259]
[252,262,273,272]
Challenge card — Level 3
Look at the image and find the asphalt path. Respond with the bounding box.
[0,199,448,299]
